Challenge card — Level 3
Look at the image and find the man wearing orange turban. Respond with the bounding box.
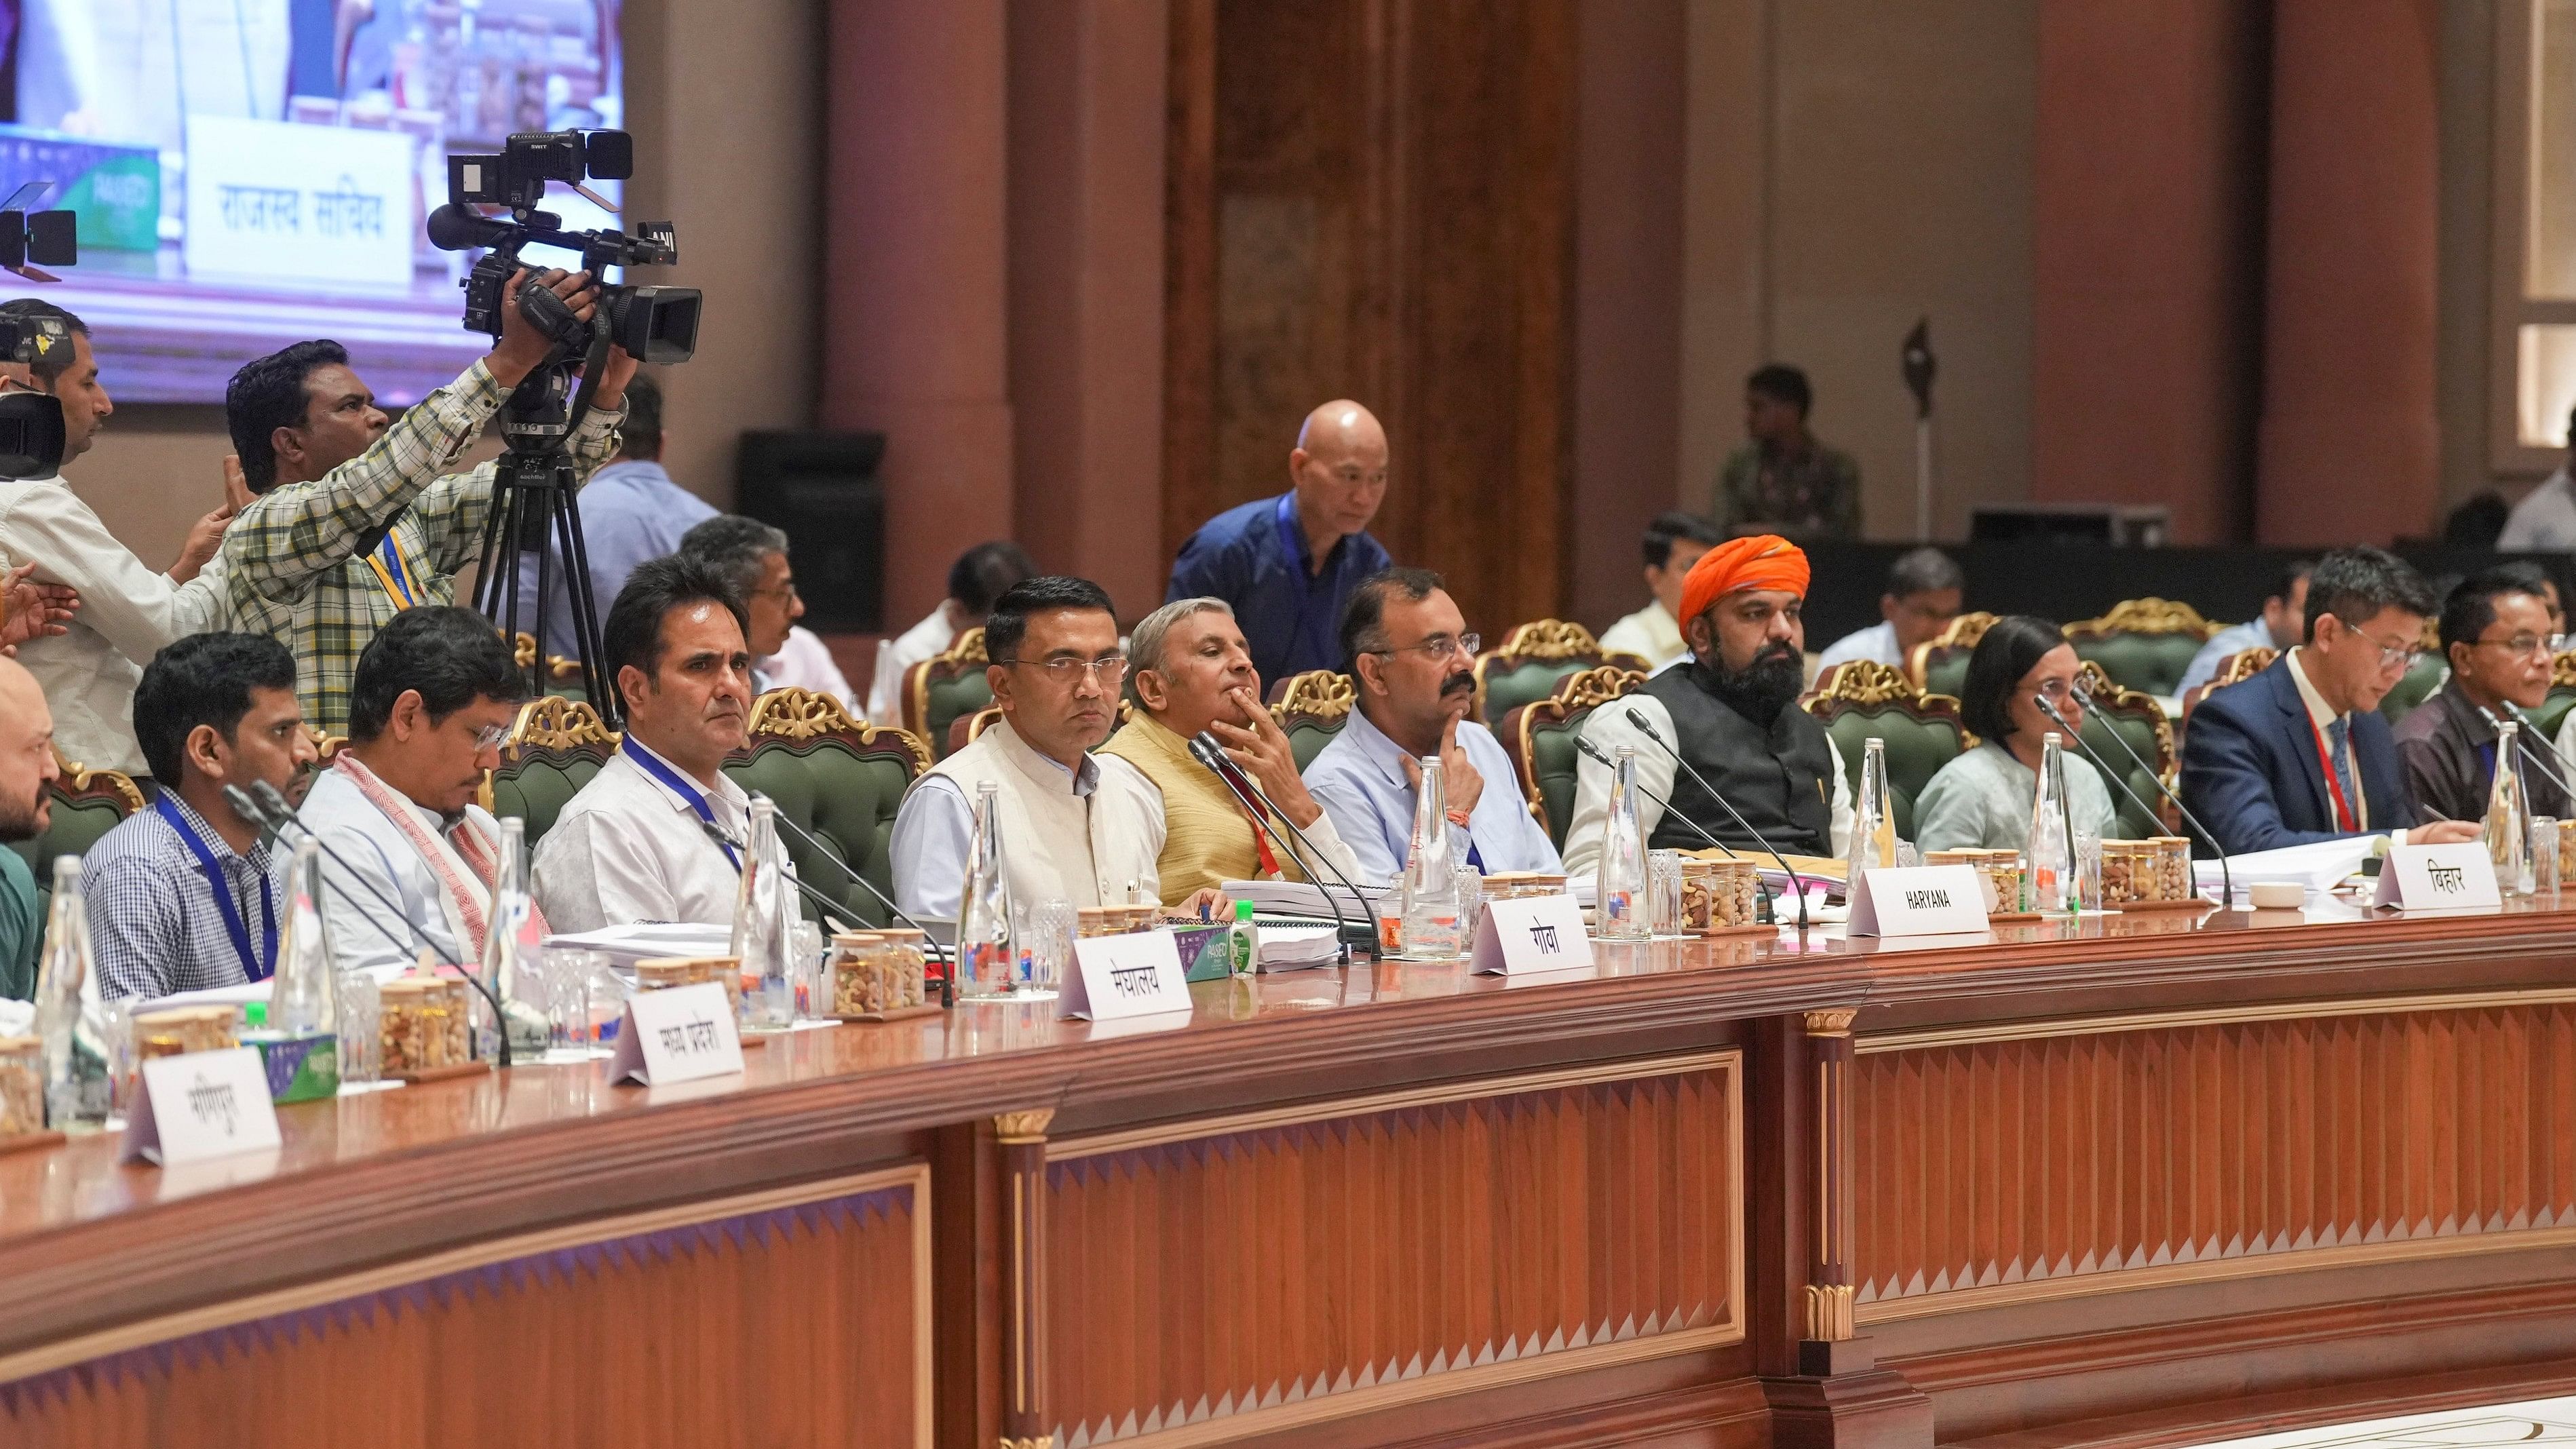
[1561,533,1851,877]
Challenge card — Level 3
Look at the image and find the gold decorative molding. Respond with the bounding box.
[993,1108,1056,1143]
[1269,670,1356,724]
[513,631,538,670]
[1803,1009,1856,1037]
[507,696,618,754]
[50,746,144,814]
[1549,663,1647,712]
[2211,645,2277,689]
[1493,619,1606,662]
[942,625,991,667]
[1806,659,1917,708]
[962,703,1003,746]
[1804,1283,1856,1340]
[748,686,860,739]
[2554,649,2576,690]
[2067,596,2220,640]
[999,1438,1055,1449]
[1929,610,1997,652]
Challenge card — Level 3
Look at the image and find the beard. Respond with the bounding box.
[0,790,41,844]
[1696,643,1804,726]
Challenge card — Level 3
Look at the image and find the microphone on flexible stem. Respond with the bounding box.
[694,818,868,934]
[2480,704,2576,806]
[1620,707,1811,929]
[1573,733,1779,921]
[2039,691,2233,910]
[757,810,955,1004]
[237,781,513,1070]
[2501,701,2576,781]
[1187,731,1374,960]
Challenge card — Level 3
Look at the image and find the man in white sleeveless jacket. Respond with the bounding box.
[891,576,1164,921]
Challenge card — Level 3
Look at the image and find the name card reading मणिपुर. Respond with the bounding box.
[120,1047,283,1167]
[2375,841,2501,910]
[1472,892,1595,975]
[1060,929,1194,1021]
[609,981,745,1086]
[1847,864,1991,938]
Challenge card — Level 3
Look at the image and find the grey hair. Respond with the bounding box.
[1129,597,1235,677]
[676,514,791,597]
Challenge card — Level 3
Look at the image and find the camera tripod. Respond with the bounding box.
[470,363,618,728]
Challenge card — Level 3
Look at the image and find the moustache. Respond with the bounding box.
[1440,670,1475,696]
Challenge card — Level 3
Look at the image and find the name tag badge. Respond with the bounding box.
[119,1046,284,1167]
[2376,842,2501,910]
[609,981,746,1086]
[1471,893,1595,975]
[1060,930,1195,1021]
[1847,864,1991,938]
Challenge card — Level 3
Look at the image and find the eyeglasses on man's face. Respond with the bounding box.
[1373,632,1480,663]
[1003,655,1130,687]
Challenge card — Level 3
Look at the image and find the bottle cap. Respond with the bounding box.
[244,1001,267,1028]
[1234,900,1254,921]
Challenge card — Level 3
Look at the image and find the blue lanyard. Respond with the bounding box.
[152,794,276,982]
[623,739,739,868]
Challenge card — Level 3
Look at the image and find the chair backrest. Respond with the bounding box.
[1506,664,1648,848]
[9,752,146,920]
[1268,671,1357,771]
[488,697,620,849]
[902,627,992,761]
[2064,598,2220,699]
[1908,611,1999,699]
[2532,651,2576,743]
[2378,628,2450,726]
[513,632,590,701]
[1796,661,1971,841]
[723,689,929,929]
[1472,620,1648,727]
[2178,645,2277,726]
[2076,660,2176,838]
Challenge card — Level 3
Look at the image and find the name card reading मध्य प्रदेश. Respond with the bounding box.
[2374,840,2501,910]
[609,981,746,1085]
[1847,864,1991,937]
[1471,892,1595,975]
[119,1046,282,1167]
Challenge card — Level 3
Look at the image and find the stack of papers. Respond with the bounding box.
[2191,836,2381,902]
[543,921,734,971]
[1224,880,1389,920]
[1255,922,1343,970]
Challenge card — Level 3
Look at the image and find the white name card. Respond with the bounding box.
[119,1047,283,1167]
[1847,865,1991,938]
[1471,893,1595,975]
[1060,931,1194,1022]
[2375,842,2501,910]
[608,982,745,1086]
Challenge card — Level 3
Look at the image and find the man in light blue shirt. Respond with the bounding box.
[1303,568,1560,885]
[2178,558,2310,695]
[512,374,716,659]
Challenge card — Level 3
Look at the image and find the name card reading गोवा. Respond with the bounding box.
[1060,930,1195,1021]
[1472,893,1595,975]
[1847,864,1992,938]
[608,981,746,1086]
[2375,841,2502,910]
[119,1047,283,1167]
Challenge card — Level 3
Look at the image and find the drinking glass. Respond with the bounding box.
[543,948,612,1062]
[334,971,381,1085]
[1646,850,1686,937]
[2073,830,2103,913]
[2536,816,2562,900]
[1020,898,1076,1001]
[789,919,826,1020]
[97,999,134,1126]
[1453,864,1484,946]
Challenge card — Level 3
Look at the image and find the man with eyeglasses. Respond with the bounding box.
[679,514,856,706]
[287,606,531,976]
[891,576,1165,920]
[2394,564,2572,829]
[2182,546,2480,855]
[1303,568,1561,885]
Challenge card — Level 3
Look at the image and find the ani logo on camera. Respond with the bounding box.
[183,117,412,288]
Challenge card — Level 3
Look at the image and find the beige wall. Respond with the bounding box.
[64,0,823,579]
[1680,0,2038,541]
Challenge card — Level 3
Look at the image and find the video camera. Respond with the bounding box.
[425,129,699,366]
[0,187,77,479]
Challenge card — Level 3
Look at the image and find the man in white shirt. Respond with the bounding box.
[1814,547,1963,672]
[679,514,859,706]
[889,576,1164,919]
[1598,512,1719,671]
[2177,559,2311,696]
[2501,409,2576,550]
[0,301,239,775]
[286,606,528,975]
[534,555,780,931]
[864,541,1037,724]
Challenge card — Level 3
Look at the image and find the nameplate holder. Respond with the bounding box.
[1847,865,1991,938]
[2375,842,2501,910]
[119,1047,284,1167]
[1060,930,1194,1022]
[1472,893,1595,975]
[608,982,745,1086]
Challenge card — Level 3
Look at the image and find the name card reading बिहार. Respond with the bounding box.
[1060,929,1194,1021]
[609,981,746,1087]
[119,1047,283,1167]
[2375,841,2501,911]
[1472,893,1595,975]
[1847,864,1992,938]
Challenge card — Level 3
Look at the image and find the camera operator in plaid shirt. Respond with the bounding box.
[218,267,635,737]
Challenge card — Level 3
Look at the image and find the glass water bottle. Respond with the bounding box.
[2028,733,2075,914]
[1848,736,1897,881]
[269,836,337,1039]
[955,783,1019,997]
[2488,720,2534,895]
[35,857,107,1131]
[1398,757,1461,959]
[477,815,543,1060]
[1594,746,1650,942]
[729,794,801,1027]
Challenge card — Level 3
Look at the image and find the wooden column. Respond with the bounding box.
[993,1109,1054,1449]
[1800,1009,1860,1368]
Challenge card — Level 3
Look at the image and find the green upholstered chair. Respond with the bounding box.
[902,627,992,762]
[1505,664,1649,847]
[1472,621,1649,728]
[1797,661,1970,843]
[2378,649,2449,727]
[2064,599,2220,699]
[1267,672,1356,772]
[1906,611,1999,701]
[2178,645,2277,728]
[488,697,620,850]
[2075,661,2176,839]
[2530,652,2576,742]
[725,689,928,929]
[9,752,146,921]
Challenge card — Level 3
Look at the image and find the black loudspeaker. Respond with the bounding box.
[736,429,887,633]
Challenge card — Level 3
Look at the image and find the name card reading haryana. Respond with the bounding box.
[609,981,746,1086]
[1472,893,1595,975]
[2375,841,2501,910]
[1846,864,1991,938]
[120,1047,284,1167]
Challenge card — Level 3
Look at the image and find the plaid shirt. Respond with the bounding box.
[83,792,280,1001]
[220,359,624,735]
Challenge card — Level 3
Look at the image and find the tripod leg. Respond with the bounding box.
[471,462,512,618]
[556,465,615,727]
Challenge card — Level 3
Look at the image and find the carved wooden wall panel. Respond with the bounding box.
[0,1167,931,1449]
[1042,1051,1743,1446]
[1852,994,2576,1321]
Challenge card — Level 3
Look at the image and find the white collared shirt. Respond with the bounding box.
[1815,620,1902,670]
[2284,646,2364,830]
[759,625,859,710]
[1598,601,1687,670]
[533,737,762,933]
[866,606,959,725]
[282,765,499,976]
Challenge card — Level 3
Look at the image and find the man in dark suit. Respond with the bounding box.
[2180,547,2484,856]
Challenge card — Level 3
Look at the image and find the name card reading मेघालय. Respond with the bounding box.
[1847,864,1992,938]
[2375,841,2501,910]
[119,1046,283,1167]
[1471,892,1596,975]
[1060,929,1194,1021]
[609,981,746,1086]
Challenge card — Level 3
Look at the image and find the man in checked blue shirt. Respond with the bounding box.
[84,634,320,1001]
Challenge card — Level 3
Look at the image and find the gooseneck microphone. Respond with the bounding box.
[224,786,429,962]
[1620,707,1811,929]
[753,810,956,1006]
[2480,703,2576,803]
[694,819,867,934]
[2503,701,2576,781]
[1574,733,1779,922]
[1189,731,1374,959]
[2039,691,2233,909]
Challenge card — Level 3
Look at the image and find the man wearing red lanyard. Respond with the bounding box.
[2181,547,2484,857]
[85,634,320,1001]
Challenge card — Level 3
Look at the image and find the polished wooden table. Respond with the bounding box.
[4,898,2576,1448]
